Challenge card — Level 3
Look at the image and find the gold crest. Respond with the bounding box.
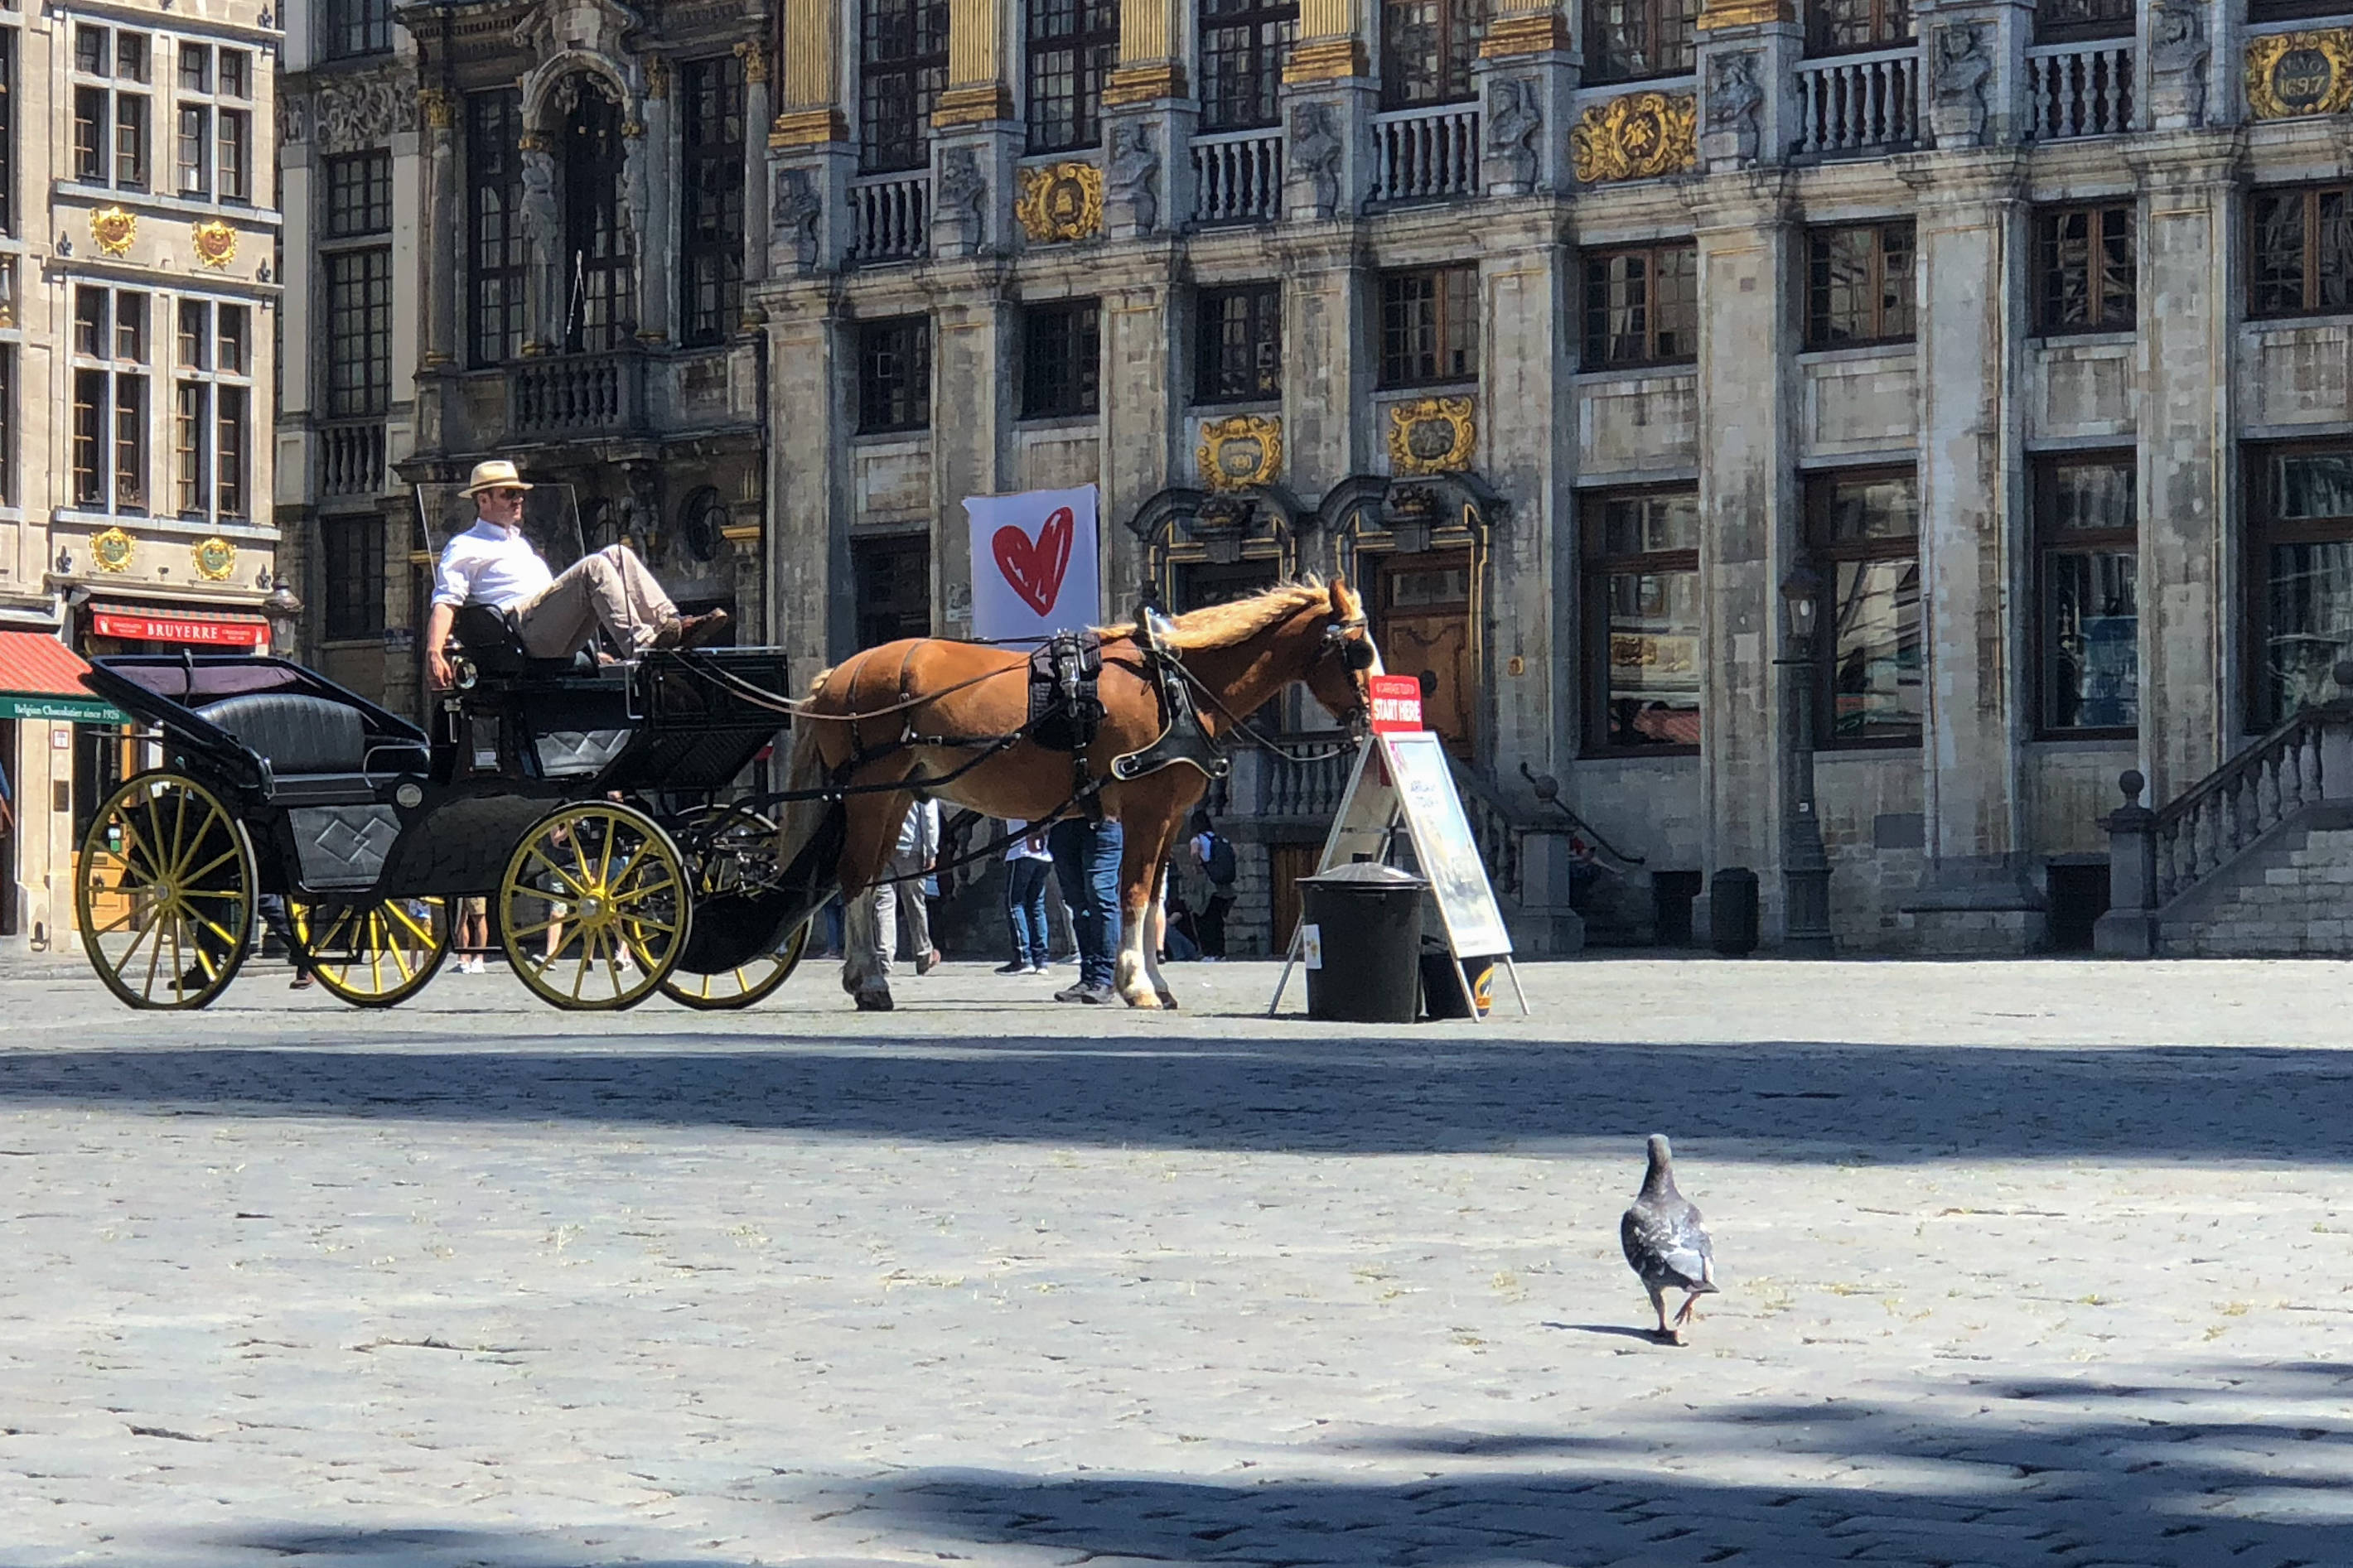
[2245,30,2353,119]
[91,206,138,256]
[1016,162,1105,244]
[1570,92,1698,183]
[91,527,136,572]
[193,537,238,581]
[1387,398,1476,476]
[1197,416,1283,491]
[191,220,237,268]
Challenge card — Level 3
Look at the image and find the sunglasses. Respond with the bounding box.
[486,488,526,500]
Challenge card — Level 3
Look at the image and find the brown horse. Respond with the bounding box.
[775,578,1383,1009]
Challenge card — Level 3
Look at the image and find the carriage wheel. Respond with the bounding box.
[75,772,257,1011]
[660,804,809,1011]
[292,896,452,1008]
[498,801,690,1011]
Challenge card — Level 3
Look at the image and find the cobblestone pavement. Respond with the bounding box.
[2,952,2352,1567]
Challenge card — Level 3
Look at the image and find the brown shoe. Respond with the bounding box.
[649,617,686,651]
[677,609,733,650]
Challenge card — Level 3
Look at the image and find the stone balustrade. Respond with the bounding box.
[316,418,385,499]
[1370,103,1481,205]
[1191,128,1283,225]
[848,172,930,264]
[2027,40,2135,139]
[508,351,645,438]
[1791,46,1921,158]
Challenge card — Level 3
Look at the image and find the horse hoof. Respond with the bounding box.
[1157,991,1179,1011]
[853,989,894,1012]
[1122,989,1162,1010]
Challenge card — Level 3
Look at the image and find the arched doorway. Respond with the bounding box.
[1323,473,1500,760]
[558,76,631,352]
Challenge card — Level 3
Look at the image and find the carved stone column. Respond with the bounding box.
[518,130,562,353]
[626,112,669,345]
[737,41,773,287]
[418,87,460,451]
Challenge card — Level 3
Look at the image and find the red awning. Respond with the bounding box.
[0,630,125,722]
[89,603,270,649]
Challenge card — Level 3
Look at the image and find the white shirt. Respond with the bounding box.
[896,798,940,863]
[432,519,555,612]
[1004,818,1052,864]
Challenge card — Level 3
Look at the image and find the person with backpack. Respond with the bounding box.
[1187,810,1238,961]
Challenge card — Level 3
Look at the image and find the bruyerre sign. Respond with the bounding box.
[964,485,1103,643]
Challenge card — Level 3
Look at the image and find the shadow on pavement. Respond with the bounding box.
[0,1030,2348,1162]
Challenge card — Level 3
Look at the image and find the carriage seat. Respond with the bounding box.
[197,692,427,797]
[452,602,595,679]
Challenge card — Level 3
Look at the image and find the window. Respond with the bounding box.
[1582,0,1697,84]
[71,26,150,192]
[466,90,529,366]
[853,533,932,647]
[325,151,393,239]
[1200,0,1297,131]
[861,0,949,174]
[2252,446,2353,727]
[0,32,17,238]
[1380,0,1483,108]
[1378,266,1478,388]
[1022,300,1101,419]
[2033,0,2129,41]
[321,517,388,640]
[326,0,394,57]
[172,299,252,520]
[1805,221,1915,347]
[680,55,746,347]
[2250,186,2353,321]
[858,316,931,432]
[1806,0,1911,55]
[1805,468,1921,746]
[1584,488,1701,753]
[1582,242,1697,367]
[560,79,631,353]
[70,286,151,515]
[1196,284,1282,403]
[172,43,249,203]
[2037,455,2137,735]
[2035,203,2135,335]
[325,251,391,416]
[0,346,16,507]
[1027,0,1119,153]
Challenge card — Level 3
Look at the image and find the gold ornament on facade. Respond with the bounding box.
[1387,398,1476,476]
[91,528,136,573]
[1479,12,1573,58]
[90,206,137,256]
[1198,416,1283,491]
[192,537,237,582]
[932,83,1017,128]
[2245,30,2353,119]
[644,57,673,99]
[1695,0,1795,28]
[1103,61,1188,107]
[419,88,457,129]
[1570,91,1698,183]
[191,220,237,268]
[1016,162,1104,243]
[1280,37,1369,84]
[732,41,769,84]
[769,108,849,147]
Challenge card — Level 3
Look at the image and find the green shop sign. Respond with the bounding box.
[0,693,129,723]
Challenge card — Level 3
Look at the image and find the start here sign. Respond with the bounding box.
[1368,673,1424,734]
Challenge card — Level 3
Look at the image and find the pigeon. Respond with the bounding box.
[1620,1134,1718,1344]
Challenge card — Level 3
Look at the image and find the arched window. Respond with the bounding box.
[677,486,726,563]
[1380,0,1483,108]
[1200,0,1296,131]
[861,0,949,173]
[558,76,631,353]
[1026,0,1119,152]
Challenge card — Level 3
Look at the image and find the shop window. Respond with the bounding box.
[1583,487,1701,754]
[2250,444,2353,728]
[1805,467,1921,746]
[2036,453,2138,736]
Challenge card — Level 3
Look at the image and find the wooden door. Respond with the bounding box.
[1268,842,1321,953]
[1375,552,1475,755]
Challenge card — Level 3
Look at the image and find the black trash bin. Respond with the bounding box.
[1298,861,1428,1024]
[1710,867,1760,955]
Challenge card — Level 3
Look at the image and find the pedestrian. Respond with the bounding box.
[1187,810,1237,961]
[997,818,1053,976]
[1047,814,1123,1004]
[457,897,490,974]
[260,895,315,990]
[841,796,941,1011]
[1159,862,1200,963]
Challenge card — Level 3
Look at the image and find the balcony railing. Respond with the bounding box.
[1370,103,1481,204]
[1792,46,1919,157]
[317,418,384,499]
[2027,40,2133,139]
[850,172,930,264]
[508,351,645,438]
[1192,128,1283,224]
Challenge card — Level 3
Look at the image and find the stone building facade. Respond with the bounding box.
[275,0,771,721]
[0,0,281,949]
[753,0,2353,954]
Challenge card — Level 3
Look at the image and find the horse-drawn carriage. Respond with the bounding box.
[72,485,812,1012]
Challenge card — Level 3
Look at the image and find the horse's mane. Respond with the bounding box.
[1100,577,1332,653]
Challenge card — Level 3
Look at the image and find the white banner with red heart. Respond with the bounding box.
[964,484,1102,643]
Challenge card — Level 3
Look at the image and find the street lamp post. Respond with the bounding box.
[1777,565,1834,958]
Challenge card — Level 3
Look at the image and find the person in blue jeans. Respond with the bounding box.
[997,819,1054,976]
[1047,815,1123,1004]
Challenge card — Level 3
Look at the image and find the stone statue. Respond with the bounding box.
[519,145,561,260]
[937,145,988,249]
[619,138,650,249]
[771,166,821,270]
[2150,0,2210,126]
[1106,123,1162,235]
[1706,51,1764,138]
[1485,77,1542,191]
[1290,102,1342,221]
[1931,23,1992,147]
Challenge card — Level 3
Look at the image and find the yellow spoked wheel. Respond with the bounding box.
[292,896,452,1008]
[499,801,689,1011]
[75,772,257,1011]
[660,806,809,1011]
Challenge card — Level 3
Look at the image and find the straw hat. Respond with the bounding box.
[460,458,534,497]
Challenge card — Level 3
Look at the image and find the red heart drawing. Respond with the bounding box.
[992,506,1075,617]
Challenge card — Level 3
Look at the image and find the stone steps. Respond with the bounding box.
[2157,815,2353,958]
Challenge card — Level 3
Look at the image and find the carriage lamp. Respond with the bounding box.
[1776,563,1832,959]
[1779,563,1823,645]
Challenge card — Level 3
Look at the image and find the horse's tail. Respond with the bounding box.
[773,668,846,919]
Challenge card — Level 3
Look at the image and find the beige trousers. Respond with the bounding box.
[840,851,934,996]
[513,544,678,656]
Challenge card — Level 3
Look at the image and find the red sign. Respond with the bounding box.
[92,610,268,649]
[1368,673,1424,734]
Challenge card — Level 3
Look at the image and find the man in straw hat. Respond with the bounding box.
[423,459,730,689]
